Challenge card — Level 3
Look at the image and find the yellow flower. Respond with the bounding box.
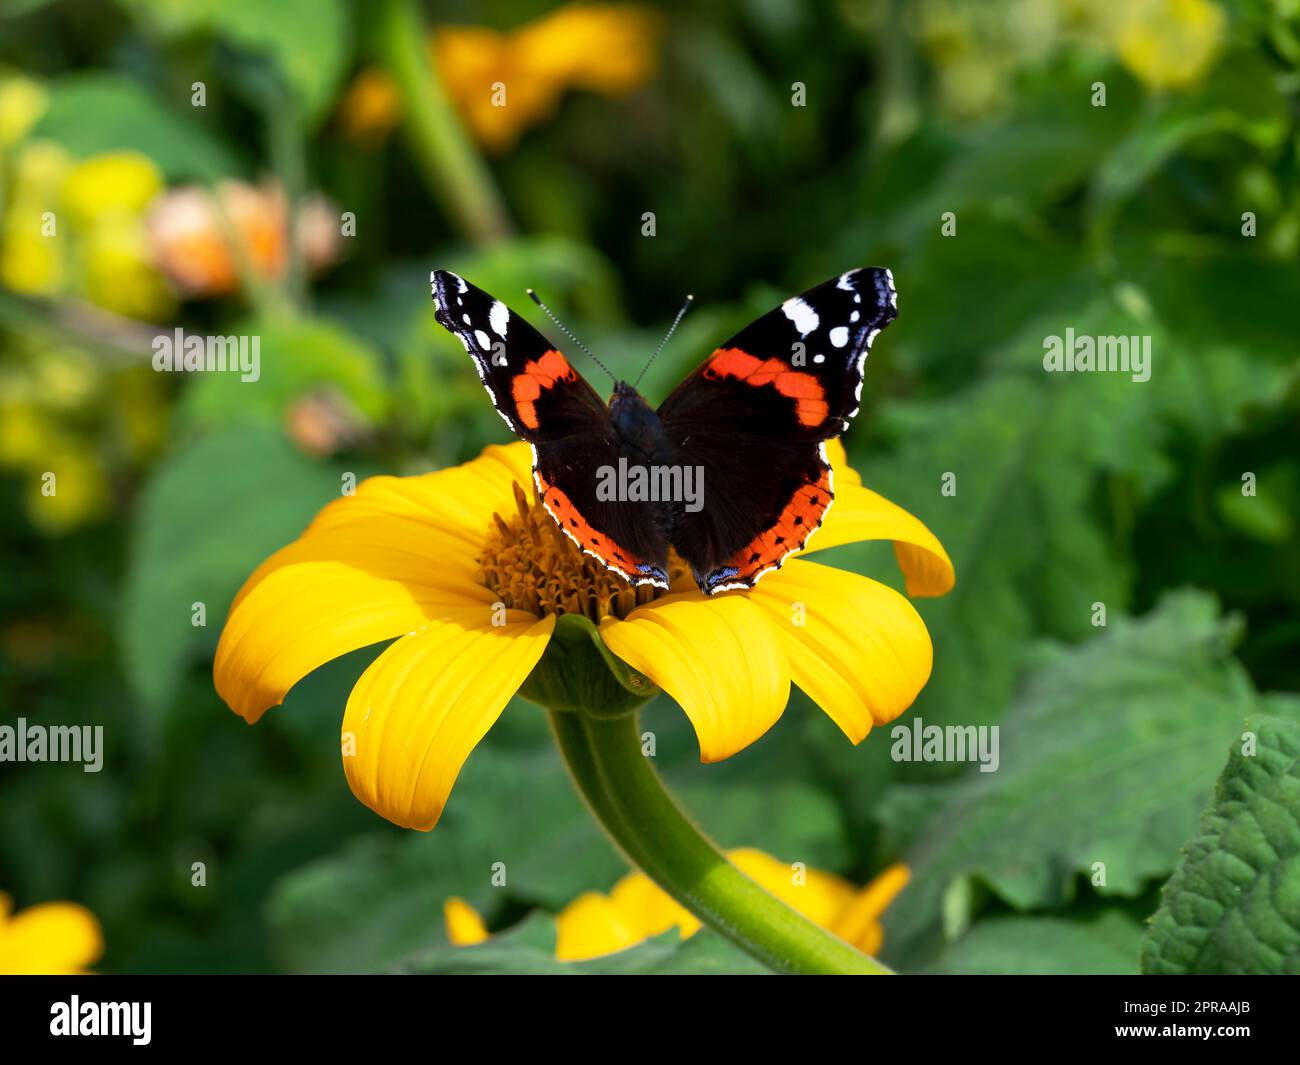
[1109,0,1225,90]
[447,853,911,961]
[24,446,109,534]
[0,145,173,318]
[0,142,71,295]
[339,3,661,152]
[214,438,953,831]
[337,68,402,145]
[0,892,103,974]
[81,212,174,320]
[0,211,63,294]
[61,151,163,227]
[0,74,47,147]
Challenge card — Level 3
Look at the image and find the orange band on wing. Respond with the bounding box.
[536,472,668,586]
[704,347,830,428]
[512,349,578,430]
[714,463,833,587]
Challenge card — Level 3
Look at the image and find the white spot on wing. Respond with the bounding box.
[489,299,509,338]
[829,326,849,348]
[781,297,819,337]
[474,329,491,349]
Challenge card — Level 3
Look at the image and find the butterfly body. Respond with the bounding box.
[431,267,897,595]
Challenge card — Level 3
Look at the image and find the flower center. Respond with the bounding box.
[479,481,681,621]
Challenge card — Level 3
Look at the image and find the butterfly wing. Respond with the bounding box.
[658,268,897,593]
[431,269,671,587]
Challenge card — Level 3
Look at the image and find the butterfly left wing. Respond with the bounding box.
[658,268,897,593]
[431,269,609,441]
[430,269,672,587]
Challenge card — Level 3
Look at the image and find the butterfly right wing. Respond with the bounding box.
[657,268,897,593]
[430,269,671,587]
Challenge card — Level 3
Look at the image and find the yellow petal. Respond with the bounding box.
[600,593,790,761]
[304,442,531,547]
[832,863,911,954]
[749,559,933,742]
[443,897,490,946]
[216,530,494,723]
[555,891,647,962]
[215,445,535,723]
[608,869,700,940]
[823,437,861,487]
[342,612,554,830]
[811,480,955,597]
[0,901,103,974]
[517,4,662,93]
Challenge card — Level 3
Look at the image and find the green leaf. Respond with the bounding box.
[401,914,769,975]
[924,910,1144,975]
[120,424,349,714]
[879,591,1261,968]
[176,316,389,431]
[1215,465,1296,544]
[1091,49,1288,222]
[1142,708,1300,974]
[121,0,351,122]
[34,73,240,180]
[884,70,1136,252]
[847,372,1133,737]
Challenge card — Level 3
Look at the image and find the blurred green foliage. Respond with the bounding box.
[1,0,1298,973]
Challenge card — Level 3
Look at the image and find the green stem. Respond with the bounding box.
[549,708,892,975]
[375,0,514,247]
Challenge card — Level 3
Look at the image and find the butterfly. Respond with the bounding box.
[430,268,897,595]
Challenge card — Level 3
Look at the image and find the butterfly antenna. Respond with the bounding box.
[633,294,694,389]
[526,289,616,383]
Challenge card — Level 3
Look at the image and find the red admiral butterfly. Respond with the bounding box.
[431,268,897,595]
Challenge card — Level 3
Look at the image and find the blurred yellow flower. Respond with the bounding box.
[0,143,173,318]
[0,142,71,295]
[1109,0,1226,90]
[61,151,163,225]
[0,891,103,974]
[0,214,63,294]
[340,3,661,152]
[338,68,401,146]
[83,212,173,320]
[23,445,109,535]
[0,73,47,147]
[10,138,72,194]
[0,347,168,534]
[446,853,911,961]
